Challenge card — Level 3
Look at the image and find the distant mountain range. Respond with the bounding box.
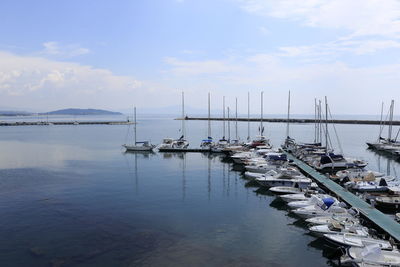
[41,108,122,115]
[0,108,122,116]
[0,110,32,116]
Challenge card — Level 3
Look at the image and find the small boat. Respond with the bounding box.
[269,186,301,195]
[288,195,337,209]
[270,183,319,195]
[280,193,309,202]
[158,92,190,151]
[292,198,349,219]
[323,233,393,250]
[396,213,400,222]
[309,221,369,237]
[341,244,400,266]
[123,107,154,152]
[375,196,400,210]
[306,215,359,225]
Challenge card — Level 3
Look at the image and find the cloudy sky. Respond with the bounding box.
[1,0,400,114]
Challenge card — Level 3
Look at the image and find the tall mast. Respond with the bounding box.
[235,97,238,141]
[325,96,328,154]
[389,100,394,141]
[260,91,264,136]
[223,96,226,139]
[182,91,185,138]
[208,92,211,138]
[247,92,250,141]
[314,98,317,143]
[378,102,384,141]
[319,100,322,144]
[227,107,231,142]
[134,106,137,144]
[286,90,291,138]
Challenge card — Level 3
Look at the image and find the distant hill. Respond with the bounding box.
[0,110,32,116]
[43,108,122,115]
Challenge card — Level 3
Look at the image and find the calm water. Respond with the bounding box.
[0,115,399,267]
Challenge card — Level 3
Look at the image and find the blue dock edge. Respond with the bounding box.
[284,152,400,242]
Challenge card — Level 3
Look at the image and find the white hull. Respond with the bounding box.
[123,145,153,151]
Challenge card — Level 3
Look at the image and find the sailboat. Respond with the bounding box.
[200,92,215,150]
[249,91,272,149]
[158,92,189,151]
[367,100,400,155]
[123,106,155,152]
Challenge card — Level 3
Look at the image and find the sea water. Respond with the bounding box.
[0,114,398,266]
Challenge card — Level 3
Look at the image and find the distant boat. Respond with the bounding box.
[123,106,154,152]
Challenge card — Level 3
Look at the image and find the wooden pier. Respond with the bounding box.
[0,121,133,126]
[182,117,400,126]
[284,151,400,242]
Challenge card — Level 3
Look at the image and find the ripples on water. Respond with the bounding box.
[0,115,398,266]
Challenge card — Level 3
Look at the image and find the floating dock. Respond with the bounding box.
[182,117,400,126]
[0,121,133,126]
[284,151,400,242]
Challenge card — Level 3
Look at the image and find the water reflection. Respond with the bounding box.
[0,141,113,169]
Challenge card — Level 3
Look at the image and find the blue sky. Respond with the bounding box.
[1,0,400,114]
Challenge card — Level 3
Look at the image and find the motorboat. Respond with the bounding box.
[288,195,337,209]
[306,215,359,226]
[375,196,400,210]
[292,198,349,219]
[341,244,400,266]
[323,233,393,250]
[270,183,319,195]
[309,221,369,237]
[280,193,309,202]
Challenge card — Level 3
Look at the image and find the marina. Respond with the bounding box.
[183,116,400,126]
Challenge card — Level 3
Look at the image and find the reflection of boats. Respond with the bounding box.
[123,107,155,152]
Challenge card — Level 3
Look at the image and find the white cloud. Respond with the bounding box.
[239,0,400,38]
[164,57,243,75]
[163,53,400,114]
[0,51,146,109]
[41,41,90,57]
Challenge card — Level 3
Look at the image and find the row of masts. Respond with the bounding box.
[183,91,266,143]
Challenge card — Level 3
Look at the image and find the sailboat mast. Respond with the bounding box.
[247,92,250,141]
[182,91,185,138]
[227,107,231,142]
[208,92,211,138]
[378,102,384,141]
[319,100,322,144]
[388,100,394,141]
[314,98,317,143]
[223,96,226,139]
[325,96,328,154]
[235,97,238,141]
[260,91,264,136]
[286,90,291,138]
[134,106,137,144]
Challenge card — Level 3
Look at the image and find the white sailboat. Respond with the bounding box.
[200,92,214,150]
[123,107,154,152]
[158,92,189,150]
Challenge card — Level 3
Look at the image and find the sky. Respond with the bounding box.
[0,0,400,115]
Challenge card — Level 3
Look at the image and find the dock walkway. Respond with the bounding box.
[284,152,400,241]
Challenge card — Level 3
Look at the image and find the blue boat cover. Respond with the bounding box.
[322,197,335,208]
